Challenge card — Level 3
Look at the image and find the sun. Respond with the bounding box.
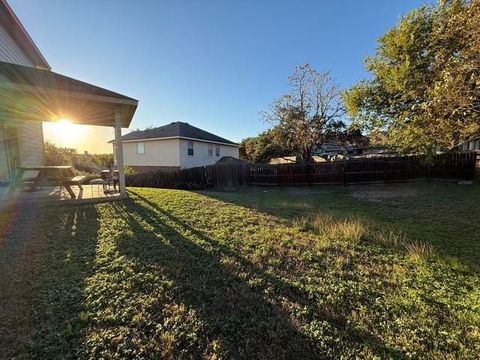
[43,118,89,150]
[57,118,74,131]
[51,118,79,139]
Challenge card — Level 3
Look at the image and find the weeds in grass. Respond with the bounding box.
[296,215,437,263]
[294,214,367,246]
[372,230,408,248]
[292,217,309,232]
[404,241,436,261]
[372,227,436,261]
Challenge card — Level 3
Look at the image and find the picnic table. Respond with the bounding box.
[6,166,84,199]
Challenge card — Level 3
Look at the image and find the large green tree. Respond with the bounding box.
[240,127,291,163]
[344,0,480,152]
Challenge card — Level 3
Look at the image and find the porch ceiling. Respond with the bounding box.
[0,61,138,128]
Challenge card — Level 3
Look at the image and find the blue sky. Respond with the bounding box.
[10,0,432,152]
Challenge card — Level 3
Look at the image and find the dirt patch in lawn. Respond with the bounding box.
[351,185,418,203]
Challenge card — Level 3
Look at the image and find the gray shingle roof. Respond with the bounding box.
[120,122,238,145]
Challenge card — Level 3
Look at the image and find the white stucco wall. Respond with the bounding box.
[179,139,239,169]
[122,138,181,167]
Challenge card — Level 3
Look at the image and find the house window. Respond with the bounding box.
[137,142,145,154]
[215,145,220,157]
[188,141,194,156]
[208,143,213,156]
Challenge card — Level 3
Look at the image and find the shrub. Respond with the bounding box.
[125,167,207,189]
[123,166,136,176]
[44,141,78,166]
[44,142,114,173]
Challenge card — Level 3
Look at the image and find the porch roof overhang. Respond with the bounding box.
[0,61,138,128]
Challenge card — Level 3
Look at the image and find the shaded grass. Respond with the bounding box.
[0,203,99,359]
[0,184,479,359]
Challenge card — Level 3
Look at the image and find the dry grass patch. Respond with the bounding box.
[404,240,436,261]
[310,214,367,245]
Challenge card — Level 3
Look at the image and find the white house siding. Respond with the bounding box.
[123,138,181,169]
[0,23,34,66]
[0,125,8,182]
[179,139,239,169]
[120,138,240,172]
[0,23,44,180]
[18,121,44,167]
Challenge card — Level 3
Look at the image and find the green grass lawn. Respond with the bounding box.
[0,183,479,359]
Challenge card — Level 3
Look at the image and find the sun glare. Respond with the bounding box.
[57,118,73,130]
[43,119,90,150]
[53,118,78,137]
[58,118,72,124]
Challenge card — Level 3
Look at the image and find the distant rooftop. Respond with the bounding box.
[119,122,238,145]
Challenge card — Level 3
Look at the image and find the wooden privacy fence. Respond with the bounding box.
[248,152,477,186]
[249,152,477,186]
[126,164,248,189]
[126,152,477,189]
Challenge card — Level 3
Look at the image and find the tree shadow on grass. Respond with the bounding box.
[111,197,320,359]
[0,203,100,359]
[113,191,409,359]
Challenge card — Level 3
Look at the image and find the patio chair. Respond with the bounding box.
[88,168,118,196]
[89,177,105,196]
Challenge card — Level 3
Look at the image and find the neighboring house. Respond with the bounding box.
[457,135,480,152]
[314,142,345,157]
[0,0,137,197]
[457,135,480,176]
[269,156,297,165]
[113,122,240,172]
[314,142,363,158]
[269,156,326,164]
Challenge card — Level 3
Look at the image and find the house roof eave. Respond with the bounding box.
[0,0,50,69]
[0,61,138,128]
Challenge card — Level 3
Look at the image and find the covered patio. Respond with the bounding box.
[0,61,138,205]
[0,181,119,205]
